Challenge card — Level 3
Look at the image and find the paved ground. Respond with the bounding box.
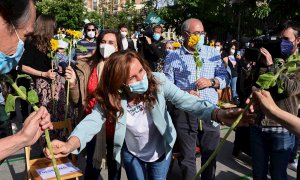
[0,102,297,179]
[0,126,297,180]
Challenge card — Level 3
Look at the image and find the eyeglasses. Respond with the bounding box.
[87,29,96,32]
[185,31,206,36]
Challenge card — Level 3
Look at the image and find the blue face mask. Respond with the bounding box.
[0,25,25,74]
[197,34,205,47]
[152,33,161,41]
[128,73,149,94]
[280,39,294,57]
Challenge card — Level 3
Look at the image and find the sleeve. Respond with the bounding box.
[19,41,35,67]
[279,72,300,97]
[157,73,216,121]
[214,53,230,89]
[69,104,104,154]
[163,53,175,83]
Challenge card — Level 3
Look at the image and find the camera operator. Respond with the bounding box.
[241,20,300,180]
[137,25,166,72]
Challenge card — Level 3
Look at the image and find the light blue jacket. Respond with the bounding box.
[70,72,215,163]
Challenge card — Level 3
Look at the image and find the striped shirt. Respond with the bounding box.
[75,38,97,57]
[164,45,230,105]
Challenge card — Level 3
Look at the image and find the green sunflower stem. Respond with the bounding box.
[64,42,73,134]
[193,98,255,180]
[51,55,55,115]
[4,75,61,180]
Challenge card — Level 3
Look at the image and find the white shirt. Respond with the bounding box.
[0,85,4,105]
[125,102,164,162]
[122,38,129,50]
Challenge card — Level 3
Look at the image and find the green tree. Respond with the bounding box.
[36,0,87,30]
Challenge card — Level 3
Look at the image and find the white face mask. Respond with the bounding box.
[215,46,221,52]
[100,44,116,58]
[87,31,96,39]
[230,49,235,54]
[121,32,127,38]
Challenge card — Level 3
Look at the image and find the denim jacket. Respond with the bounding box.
[70,72,215,164]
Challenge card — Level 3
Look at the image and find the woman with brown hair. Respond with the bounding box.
[19,14,74,139]
[65,30,123,180]
[45,50,254,179]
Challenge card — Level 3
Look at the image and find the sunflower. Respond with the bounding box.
[66,29,82,39]
[50,39,59,51]
[173,41,181,48]
[188,34,200,47]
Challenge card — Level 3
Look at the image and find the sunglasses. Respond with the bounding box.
[87,29,96,32]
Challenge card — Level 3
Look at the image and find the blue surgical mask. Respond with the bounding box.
[152,33,161,41]
[197,34,205,47]
[128,74,148,94]
[280,39,294,57]
[0,25,25,74]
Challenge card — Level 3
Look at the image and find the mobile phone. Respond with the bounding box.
[237,50,241,56]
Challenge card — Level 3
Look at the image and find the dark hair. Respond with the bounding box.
[31,14,56,54]
[0,0,34,28]
[94,50,158,120]
[118,24,128,30]
[87,30,123,70]
[153,25,163,33]
[283,20,300,38]
[83,22,96,34]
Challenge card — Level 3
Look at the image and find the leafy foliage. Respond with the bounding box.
[36,0,87,30]
[256,55,300,93]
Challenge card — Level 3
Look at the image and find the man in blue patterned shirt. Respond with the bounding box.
[164,18,230,180]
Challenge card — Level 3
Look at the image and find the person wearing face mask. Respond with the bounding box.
[0,0,53,161]
[137,25,167,71]
[119,24,135,51]
[44,50,254,180]
[164,18,230,180]
[225,42,240,105]
[240,20,300,180]
[65,30,123,180]
[214,41,222,53]
[75,22,97,61]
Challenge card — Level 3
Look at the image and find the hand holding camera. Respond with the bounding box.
[260,47,273,66]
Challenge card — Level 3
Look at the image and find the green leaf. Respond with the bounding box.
[19,86,27,99]
[277,79,284,94]
[62,38,71,44]
[256,72,277,89]
[76,45,88,52]
[28,89,39,105]
[287,64,297,73]
[5,94,17,113]
[16,74,32,81]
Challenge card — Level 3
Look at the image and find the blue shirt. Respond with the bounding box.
[164,45,230,105]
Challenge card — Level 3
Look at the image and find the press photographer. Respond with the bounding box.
[238,20,300,180]
[137,24,167,72]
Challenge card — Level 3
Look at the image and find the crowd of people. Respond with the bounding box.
[1,1,300,180]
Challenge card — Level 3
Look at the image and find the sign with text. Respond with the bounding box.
[35,162,79,179]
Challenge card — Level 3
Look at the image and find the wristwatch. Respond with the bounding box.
[210,79,216,88]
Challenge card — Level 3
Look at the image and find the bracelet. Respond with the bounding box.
[40,71,43,77]
[214,108,224,125]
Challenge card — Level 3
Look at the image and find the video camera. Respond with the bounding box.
[244,34,282,62]
[243,23,286,62]
[137,23,153,38]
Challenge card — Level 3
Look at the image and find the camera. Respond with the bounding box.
[137,23,153,38]
[244,34,282,62]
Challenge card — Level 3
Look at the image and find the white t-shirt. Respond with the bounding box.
[125,102,164,162]
[122,38,129,50]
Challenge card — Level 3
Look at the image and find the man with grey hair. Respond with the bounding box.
[164,18,230,180]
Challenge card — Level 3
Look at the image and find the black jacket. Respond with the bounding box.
[137,36,166,71]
